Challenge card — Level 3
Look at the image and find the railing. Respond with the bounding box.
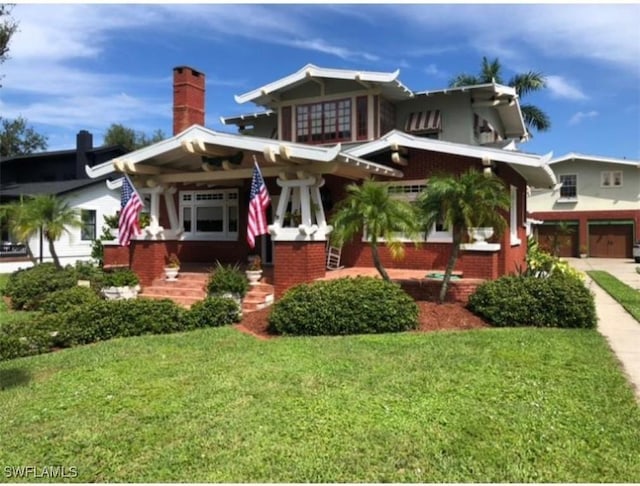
[0,243,28,258]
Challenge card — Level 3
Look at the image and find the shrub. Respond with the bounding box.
[467,274,596,328]
[0,319,56,362]
[181,297,241,330]
[39,286,101,314]
[268,277,419,336]
[3,263,78,310]
[102,268,139,287]
[207,262,248,297]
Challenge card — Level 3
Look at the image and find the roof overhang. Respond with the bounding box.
[86,125,403,184]
[345,130,556,189]
[550,152,640,168]
[234,63,414,107]
[220,110,275,126]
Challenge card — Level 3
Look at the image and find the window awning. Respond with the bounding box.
[404,110,441,133]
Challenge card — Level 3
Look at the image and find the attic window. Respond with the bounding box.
[405,110,441,133]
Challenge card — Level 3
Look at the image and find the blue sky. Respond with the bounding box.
[1,2,639,161]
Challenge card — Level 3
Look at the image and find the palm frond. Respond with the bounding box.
[508,71,547,97]
[521,104,551,133]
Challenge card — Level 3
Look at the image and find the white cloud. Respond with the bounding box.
[569,110,599,126]
[285,38,379,62]
[423,63,446,79]
[546,76,588,101]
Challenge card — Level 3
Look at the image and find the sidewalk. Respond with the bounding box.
[567,258,640,402]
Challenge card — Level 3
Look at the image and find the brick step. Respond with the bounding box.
[140,287,207,298]
[148,280,207,290]
[152,274,209,286]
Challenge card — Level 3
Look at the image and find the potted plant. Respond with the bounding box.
[100,268,140,300]
[468,226,494,244]
[206,262,249,314]
[579,245,588,258]
[165,253,181,281]
[246,255,263,286]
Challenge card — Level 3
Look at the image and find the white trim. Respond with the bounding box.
[510,185,521,246]
[550,152,640,168]
[179,188,239,240]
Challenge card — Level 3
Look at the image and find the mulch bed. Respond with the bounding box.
[235,301,489,340]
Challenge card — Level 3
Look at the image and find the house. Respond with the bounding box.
[528,153,640,258]
[0,131,125,272]
[89,65,556,297]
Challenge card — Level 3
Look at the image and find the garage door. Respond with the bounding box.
[588,223,633,258]
[537,223,579,257]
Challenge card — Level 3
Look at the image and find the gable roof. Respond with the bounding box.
[0,176,113,198]
[345,130,556,189]
[234,63,414,106]
[550,152,640,168]
[86,125,403,181]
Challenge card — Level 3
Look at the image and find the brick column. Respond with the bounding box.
[273,241,327,298]
[461,251,499,279]
[130,240,171,286]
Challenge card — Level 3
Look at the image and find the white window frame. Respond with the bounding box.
[80,209,97,242]
[179,189,239,241]
[601,170,623,188]
[510,185,521,246]
[558,174,578,202]
[363,180,453,243]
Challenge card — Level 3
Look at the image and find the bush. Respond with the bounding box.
[268,277,419,336]
[467,274,596,328]
[102,268,139,287]
[39,286,101,314]
[0,319,57,362]
[3,263,78,310]
[181,297,241,330]
[55,298,185,347]
[207,262,248,297]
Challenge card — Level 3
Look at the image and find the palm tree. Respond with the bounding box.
[329,179,420,281]
[416,169,510,303]
[449,56,550,134]
[8,195,81,269]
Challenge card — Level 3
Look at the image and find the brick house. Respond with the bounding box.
[88,65,556,297]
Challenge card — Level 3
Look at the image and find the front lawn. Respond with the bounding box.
[1,326,639,482]
[587,270,640,323]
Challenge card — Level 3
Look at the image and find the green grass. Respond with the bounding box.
[1,326,639,482]
[587,270,640,323]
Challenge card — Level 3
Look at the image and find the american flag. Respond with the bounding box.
[247,161,270,248]
[118,176,143,246]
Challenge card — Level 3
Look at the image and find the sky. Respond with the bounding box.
[1,2,639,161]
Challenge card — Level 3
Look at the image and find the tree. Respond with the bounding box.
[416,169,510,303]
[6,195,81,269]
[0,116,48,156]
[449,56,550,134]
[329,179,420,281]
[1,4,19,84]
[103,123,166,152]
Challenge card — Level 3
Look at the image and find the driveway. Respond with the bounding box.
[565,257,640,290]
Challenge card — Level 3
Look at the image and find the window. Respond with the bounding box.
[356,96,368,140]
[559,174,577,199]
[281,106,292,141]
[295,99,351,144]
[379,98,396,136]
[510,185,520,245]
[180,189,239,240]
[80,209,96,241]
[601,170,623,187]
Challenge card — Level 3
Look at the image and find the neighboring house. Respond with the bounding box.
[0,131,125,272]
[89,65,556,297]
[528,153,640,258]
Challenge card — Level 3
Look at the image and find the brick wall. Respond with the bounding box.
[103,244,131,268]
[273,241,327,298]
[398,278,484,303]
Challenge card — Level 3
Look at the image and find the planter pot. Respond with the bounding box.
[468,227,494,244]
[165,266,180,281]
[245,270,263,286]
[580,253,588,259]
[101,285,140,300]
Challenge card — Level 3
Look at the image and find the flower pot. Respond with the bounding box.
[468,227,494,244]
[246,270,263,286]
[164,266,179,281]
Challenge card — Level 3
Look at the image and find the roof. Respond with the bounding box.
[86,125,404,181]
[220,110,275,126]
[344,130,556,189]
[0,176,113,198]
[0,144,125,165]
[234,63,414,107]
[550,152,640,168]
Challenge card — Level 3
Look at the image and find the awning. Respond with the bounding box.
[404,110,441,133]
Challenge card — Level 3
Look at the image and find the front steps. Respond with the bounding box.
[138,272,274,313]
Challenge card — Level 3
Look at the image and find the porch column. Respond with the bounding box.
[268,174,331,296]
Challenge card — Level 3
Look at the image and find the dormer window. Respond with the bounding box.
[296,99,351,144]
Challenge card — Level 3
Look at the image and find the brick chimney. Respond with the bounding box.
[75,130,93,179]
[173,66,205,135]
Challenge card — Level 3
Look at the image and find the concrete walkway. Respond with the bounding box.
[566,258,640,401]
